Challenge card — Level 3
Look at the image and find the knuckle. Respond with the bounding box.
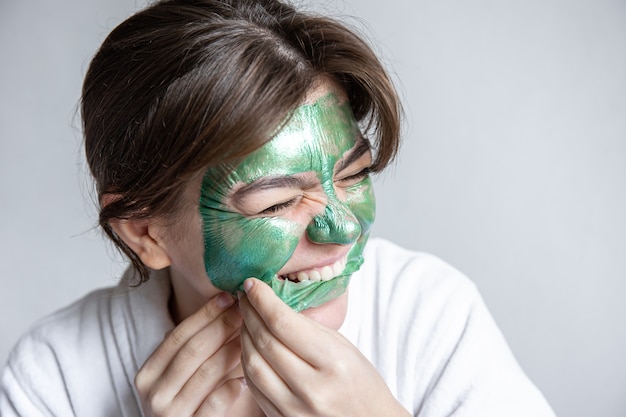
[196,359,217,381]
[200,380,242,416]
[134,371,148,394]
[168,326,187,347]
[144,388,169,415]
[269,313,291,335]
[182,338,207,360]
[134,365,158,398]
[241,353,261,381]
[205,393,226,414]
[253,331,273,352]
[200,301,217,321]
[329,357,351,378]
[220,309,241,331]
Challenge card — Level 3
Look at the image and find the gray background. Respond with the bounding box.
[1,1,625,416]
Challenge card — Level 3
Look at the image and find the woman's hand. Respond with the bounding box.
[134,292,246,417]
[238,278,411,417]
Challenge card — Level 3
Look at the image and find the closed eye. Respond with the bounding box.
[335,167,371,187]
[258,197,299,215]
[228,174,317,217]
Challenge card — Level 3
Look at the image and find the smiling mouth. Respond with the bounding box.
[278,256,348,283]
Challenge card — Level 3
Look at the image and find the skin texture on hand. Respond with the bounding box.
[238,278,412,417]
[134,293,253,417]
[134,280,410,417]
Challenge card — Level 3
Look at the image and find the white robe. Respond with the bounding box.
[0,238,556,416]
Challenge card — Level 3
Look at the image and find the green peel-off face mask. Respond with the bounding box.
[199,93,375,312]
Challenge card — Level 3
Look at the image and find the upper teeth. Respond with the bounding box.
[285,257,347,283]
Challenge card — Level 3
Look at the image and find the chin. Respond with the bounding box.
[300,290,348,330]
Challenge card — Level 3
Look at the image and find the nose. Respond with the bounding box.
[306,199,361,245]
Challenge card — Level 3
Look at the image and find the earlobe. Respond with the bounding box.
[109,219,172,270]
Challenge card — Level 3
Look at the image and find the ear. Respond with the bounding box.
[109,218,172,270]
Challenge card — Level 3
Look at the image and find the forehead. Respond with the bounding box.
[232,93,360,181]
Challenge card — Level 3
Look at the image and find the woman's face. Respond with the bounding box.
[198,83,375,313]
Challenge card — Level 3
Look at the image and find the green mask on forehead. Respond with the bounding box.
[199,93,376,312]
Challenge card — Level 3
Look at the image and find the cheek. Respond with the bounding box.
[201,212,304,293]
[161,209,205,269]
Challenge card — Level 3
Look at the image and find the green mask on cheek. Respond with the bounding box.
[199,93,376,312]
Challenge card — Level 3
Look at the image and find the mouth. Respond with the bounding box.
[268,252,364,312]
[278,255,348,283]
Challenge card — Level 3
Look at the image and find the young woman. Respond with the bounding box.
[1,1,556,416]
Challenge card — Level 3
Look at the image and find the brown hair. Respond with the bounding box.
[82,0,402,282]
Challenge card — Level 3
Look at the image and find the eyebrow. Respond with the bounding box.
[230,176,316,205]
[335,136,372,173]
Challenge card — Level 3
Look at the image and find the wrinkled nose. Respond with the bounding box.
[306,200,361,245]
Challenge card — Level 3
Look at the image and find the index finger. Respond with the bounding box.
[137,292,236,382]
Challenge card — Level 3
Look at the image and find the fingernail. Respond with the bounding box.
[217,293,235,308]
[243,278,254,293]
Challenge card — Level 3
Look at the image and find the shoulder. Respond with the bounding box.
[348,238,556,416]
[0,268,171,416]
[5,267,171,371]
[358,237,479,310]
[347,237,482,358]
[7,280,128,360]
[8,285,116,360]
[1,286,117,415]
